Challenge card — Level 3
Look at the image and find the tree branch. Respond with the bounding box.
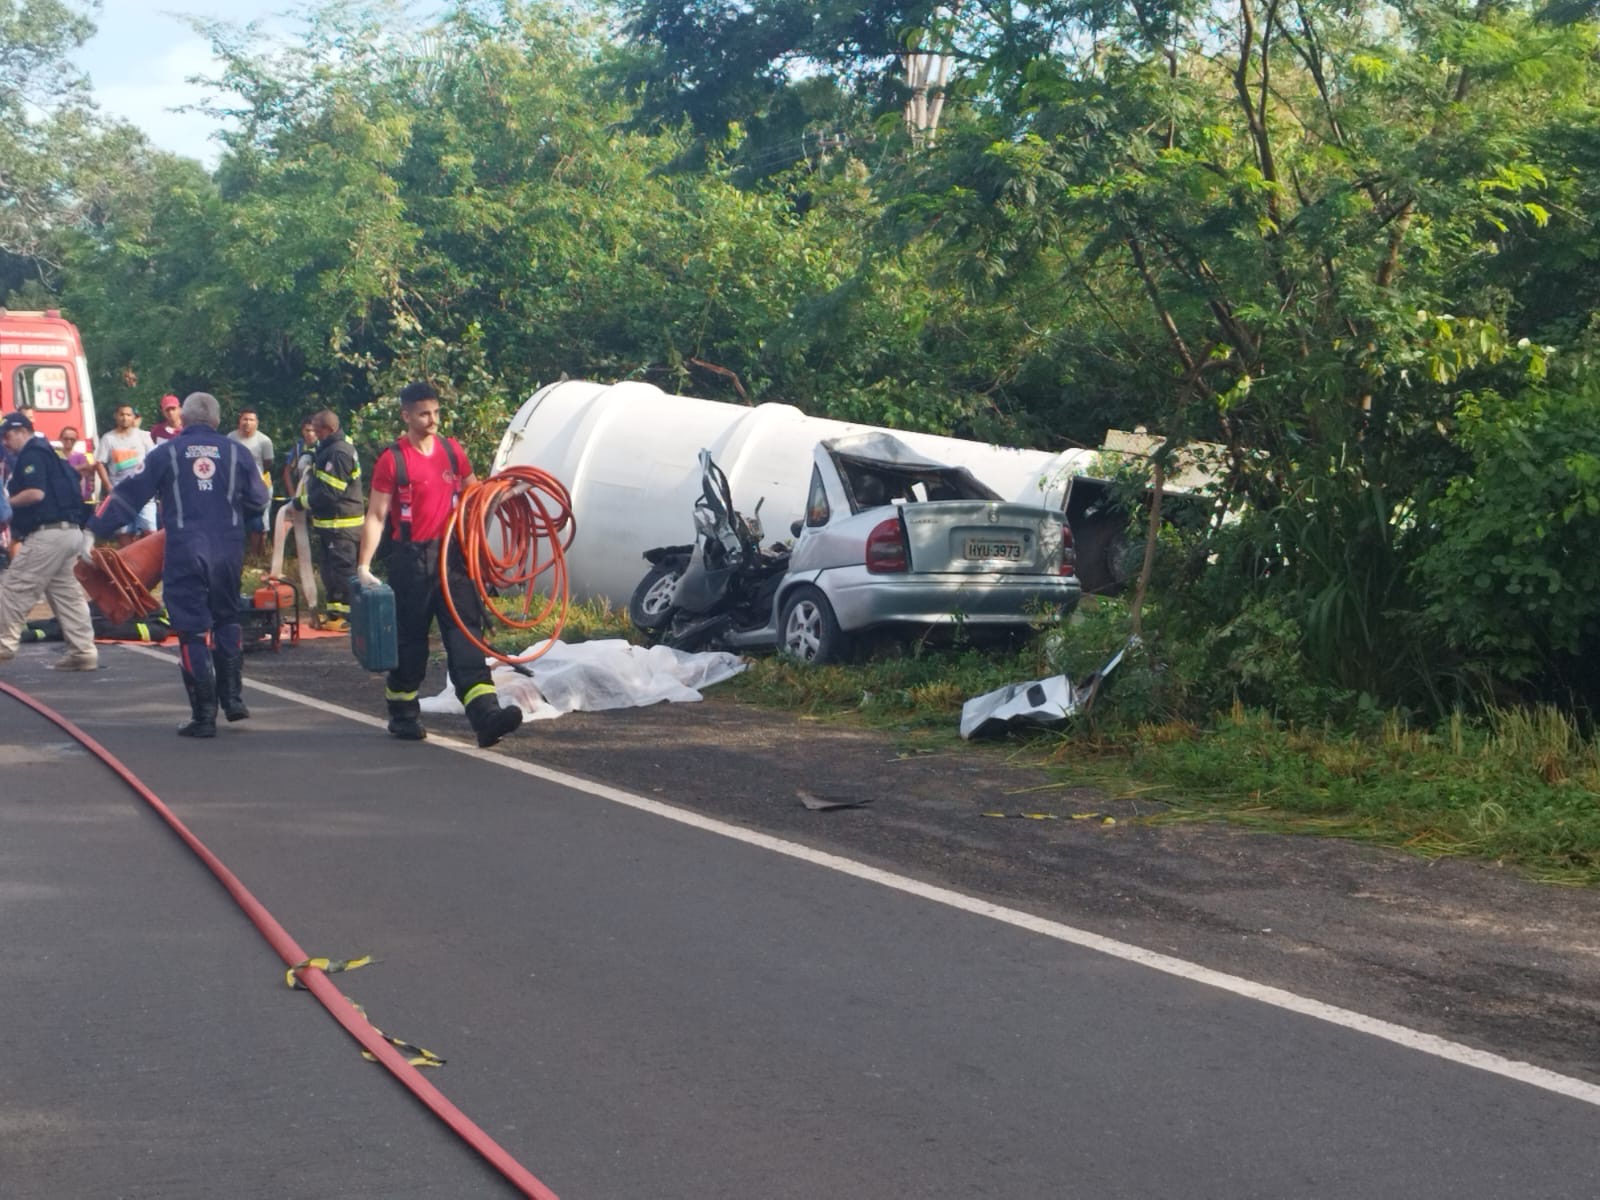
[1126,234,1197,374]
[1375,200,1414,289]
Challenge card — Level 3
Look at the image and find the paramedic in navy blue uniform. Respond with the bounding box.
[90,392,270,736]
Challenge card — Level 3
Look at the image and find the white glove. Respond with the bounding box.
[79,529,97,564]
[356,565,381,589]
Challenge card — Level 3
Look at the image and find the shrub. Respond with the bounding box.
[1414,383,1600,702]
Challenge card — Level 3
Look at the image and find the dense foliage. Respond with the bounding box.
[5,0,1597,717]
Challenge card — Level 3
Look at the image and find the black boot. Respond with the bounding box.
[178,670,218,738]
[386,697,426,741]
[466,693,523,748]
[215,653,250,722]
[387,715,427,740]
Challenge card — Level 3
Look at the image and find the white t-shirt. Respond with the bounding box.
[97,428,155,485]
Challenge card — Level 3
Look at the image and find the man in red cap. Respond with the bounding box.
[150,395,183,444]
[148,395,184,530]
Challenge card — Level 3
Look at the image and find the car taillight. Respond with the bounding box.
[866,517,908,574]
[1060,523,1076,576]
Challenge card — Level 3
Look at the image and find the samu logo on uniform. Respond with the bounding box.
[187,444,222,491]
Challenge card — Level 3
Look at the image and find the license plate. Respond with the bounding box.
[964,537,1023,561]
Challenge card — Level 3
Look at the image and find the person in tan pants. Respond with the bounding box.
[0,412,97,669]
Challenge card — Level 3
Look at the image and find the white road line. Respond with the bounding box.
[225,668,1600,1109]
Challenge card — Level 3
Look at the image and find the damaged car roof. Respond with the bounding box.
[820,432,1003,502]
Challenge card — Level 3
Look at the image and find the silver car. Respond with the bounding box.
[776,433,1082,663]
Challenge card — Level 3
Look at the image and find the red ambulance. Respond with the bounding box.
[0,308,101,449]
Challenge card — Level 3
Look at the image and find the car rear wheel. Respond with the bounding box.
[629,561,683,633]
[781,585,845,664]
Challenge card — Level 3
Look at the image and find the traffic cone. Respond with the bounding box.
[75,529,166,624]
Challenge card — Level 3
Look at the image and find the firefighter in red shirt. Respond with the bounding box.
[355,381,524,747]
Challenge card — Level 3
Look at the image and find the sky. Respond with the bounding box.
[71,1,293,168]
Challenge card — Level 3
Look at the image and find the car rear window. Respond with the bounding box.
[837,459,999,512]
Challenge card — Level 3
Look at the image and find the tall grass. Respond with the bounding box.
[1106,703,1600,883]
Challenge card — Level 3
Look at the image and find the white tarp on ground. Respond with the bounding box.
[420,638,747,722]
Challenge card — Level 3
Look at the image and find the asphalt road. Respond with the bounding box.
[3,643,1598,1199]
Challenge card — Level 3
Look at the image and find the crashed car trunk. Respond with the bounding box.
[775,434,1082,663]
[834,438,1067,587]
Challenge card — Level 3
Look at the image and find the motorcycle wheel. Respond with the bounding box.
[629,562,683,634]
[780,585,845,665]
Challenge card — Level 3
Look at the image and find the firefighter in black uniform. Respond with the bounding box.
[354,380,523,748]
[90,392,270,736]
[299,408,363,631]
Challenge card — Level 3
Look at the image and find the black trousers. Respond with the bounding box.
[383,539,494,719]
[316,527,360,615]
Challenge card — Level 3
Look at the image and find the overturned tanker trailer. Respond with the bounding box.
[489,380,1154,606]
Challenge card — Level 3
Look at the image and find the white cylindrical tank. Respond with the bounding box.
[491,380,1098,605]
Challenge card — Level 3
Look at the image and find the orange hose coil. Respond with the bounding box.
[440,465,576,666]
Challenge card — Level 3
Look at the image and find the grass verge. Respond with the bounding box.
[280,576,1600,885]
[1082,702,1600,886]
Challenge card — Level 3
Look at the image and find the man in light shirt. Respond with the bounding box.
[228,407,274,557]
[95,403,156,546]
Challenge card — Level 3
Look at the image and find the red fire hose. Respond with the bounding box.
[442,466,576,666]
[0,680,561,1200]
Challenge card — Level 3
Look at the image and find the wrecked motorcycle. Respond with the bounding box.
[628,449,789,652]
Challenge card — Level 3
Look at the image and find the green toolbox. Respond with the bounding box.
[349,576,398,672]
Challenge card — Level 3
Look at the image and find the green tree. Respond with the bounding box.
[0,0,118,297]
[54,148,233,407]
[872,0,1595,707]
[616,0,984,175]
